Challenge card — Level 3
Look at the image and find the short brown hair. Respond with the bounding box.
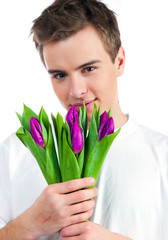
[31,0,121,65]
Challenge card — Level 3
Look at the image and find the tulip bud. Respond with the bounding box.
[100,111,108,125]
[30,117,45,147]
[98,115,114,141]
[70,122,84,154]
[98,111,108,138]
[66,106,79,128]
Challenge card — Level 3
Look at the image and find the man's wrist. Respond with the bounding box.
[0,209,38,240]
[0,219,35,240]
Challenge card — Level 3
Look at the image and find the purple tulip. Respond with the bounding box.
[98,112,114,140]
[66,106,79,128]
[100,111,108,125]
[30,117,45,147]
[66,106,83,154]
[98,111,108,137]
[70,122,84,154]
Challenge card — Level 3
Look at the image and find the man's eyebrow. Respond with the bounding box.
[48,69,66,75]
[48,60,101,74]
[75,60,101,70]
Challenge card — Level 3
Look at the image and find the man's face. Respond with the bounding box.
[43,26,125,124]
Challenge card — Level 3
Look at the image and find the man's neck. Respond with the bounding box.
[112,106,128,129]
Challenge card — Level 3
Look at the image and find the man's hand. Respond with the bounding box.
[60,221,131,240]
[0,177,97,240]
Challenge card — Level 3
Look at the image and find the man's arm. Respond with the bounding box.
[0,177,97,240]
[0,216,33,240]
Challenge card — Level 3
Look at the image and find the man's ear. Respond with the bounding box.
[115,46,125,77]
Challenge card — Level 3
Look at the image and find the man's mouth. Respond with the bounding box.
[72,98,97,110]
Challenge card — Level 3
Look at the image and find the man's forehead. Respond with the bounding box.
[43,26,108,70]
[44,26,103,50]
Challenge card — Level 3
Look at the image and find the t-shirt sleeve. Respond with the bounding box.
[0,218,6,229]
[0,135,13,228]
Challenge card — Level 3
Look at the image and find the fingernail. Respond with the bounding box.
[90,177,95,183]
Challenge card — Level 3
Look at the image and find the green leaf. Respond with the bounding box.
[84,128,121,187]
[64,121,72,149]
[97,105,101,129]
[51,113,57,136]
[78,146,85,177]
[93,103,98,129]
[40,120,48,146]
[107,107,112,118]
[79,107,83,124]
[16,127,51,184]
[78,106,82,121]
[61,129,80,181]
[21,104,39,132]
[16,112,22,125]
[78,108,84,136]
[39,107,50,146]
[85,107,99,162]
[39,106,50,130]
[51,113,64,169]
[46,125,61,184]
[81,103,87,140]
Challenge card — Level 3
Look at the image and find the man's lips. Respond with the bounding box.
[71,98,97,109]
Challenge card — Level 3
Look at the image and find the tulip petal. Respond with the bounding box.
[66,106,79,128]
[100,111,108,125]
[71,122,84,154]
[99,117,114,140]
[98,111,108,139]
[30,117,45,147]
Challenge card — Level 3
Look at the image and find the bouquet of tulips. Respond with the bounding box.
[16,104,120,187]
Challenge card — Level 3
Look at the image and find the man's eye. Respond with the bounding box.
[82,66,95,73]
[53,73,65,79]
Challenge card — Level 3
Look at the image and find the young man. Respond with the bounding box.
[0,0,168,239]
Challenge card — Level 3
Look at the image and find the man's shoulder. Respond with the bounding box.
[137,122,168,143]
[121,118,168,154]
[120,118,168,144]
[134,122,168,156]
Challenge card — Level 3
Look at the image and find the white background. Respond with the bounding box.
[0,0,168,143]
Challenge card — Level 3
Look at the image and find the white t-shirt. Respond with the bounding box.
[0,118,168,240]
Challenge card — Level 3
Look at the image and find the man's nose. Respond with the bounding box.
[69,75,88,98]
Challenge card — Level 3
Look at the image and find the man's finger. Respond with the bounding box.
[57,177,95,194]
[65,188,98,205]
[60,221,88,237]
